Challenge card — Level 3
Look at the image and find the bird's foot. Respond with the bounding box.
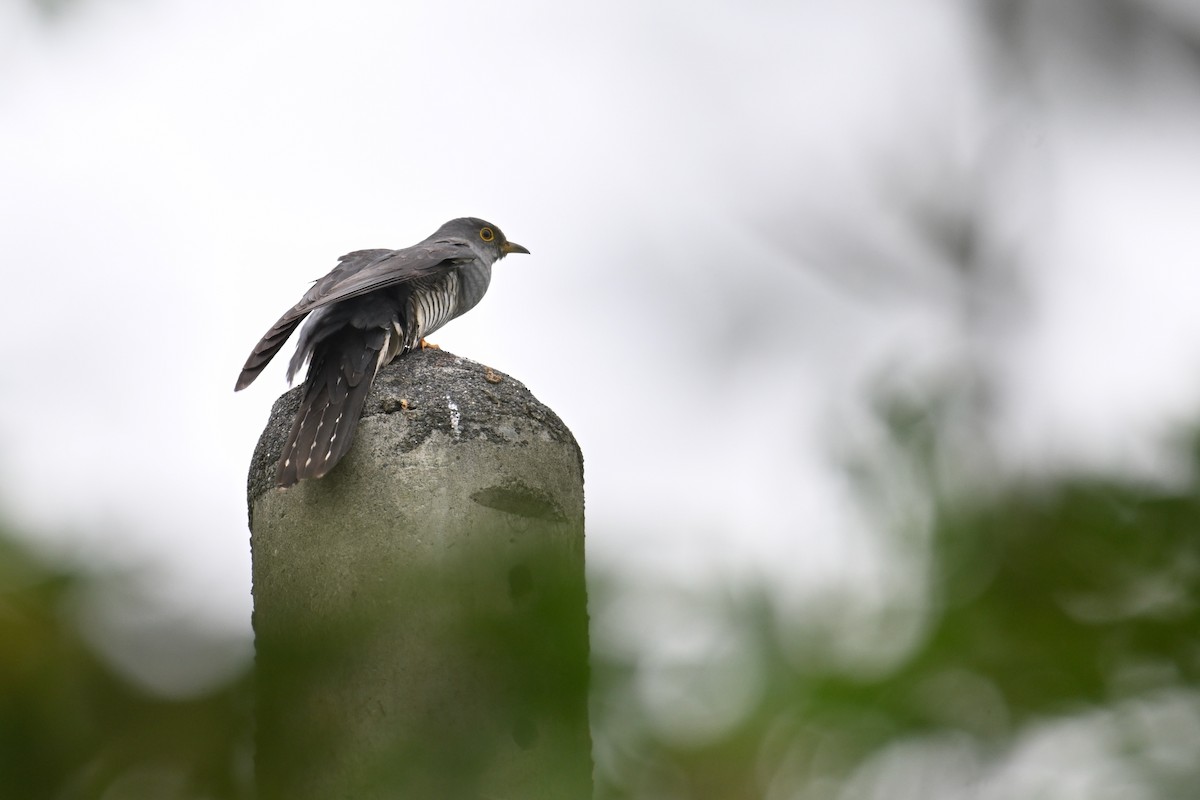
[419,339,441,350]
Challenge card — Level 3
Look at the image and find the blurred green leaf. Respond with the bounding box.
[0,529,253,800]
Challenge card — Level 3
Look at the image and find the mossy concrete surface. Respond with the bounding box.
[248,349,591,800]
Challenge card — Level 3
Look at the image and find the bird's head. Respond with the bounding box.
[436,217,529,260]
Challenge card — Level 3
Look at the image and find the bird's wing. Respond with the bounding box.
[290,241,472,321]
[234,240,472,391]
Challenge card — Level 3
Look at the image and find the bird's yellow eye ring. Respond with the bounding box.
[479,227,495,242]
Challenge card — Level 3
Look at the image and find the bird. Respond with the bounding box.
[235,217,528,488]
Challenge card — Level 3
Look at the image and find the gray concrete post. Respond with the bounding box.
[247,349,591,799]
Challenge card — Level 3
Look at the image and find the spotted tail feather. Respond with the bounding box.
[275,327,391,488]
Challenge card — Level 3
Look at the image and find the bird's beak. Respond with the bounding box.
[502,241,530,255]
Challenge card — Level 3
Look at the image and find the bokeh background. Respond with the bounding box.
[3,0,1200,797]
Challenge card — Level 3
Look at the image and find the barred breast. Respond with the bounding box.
[404,260,493,350]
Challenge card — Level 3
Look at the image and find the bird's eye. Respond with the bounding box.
[479,227,495,242]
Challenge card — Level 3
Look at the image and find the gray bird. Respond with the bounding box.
[235,217,528,487]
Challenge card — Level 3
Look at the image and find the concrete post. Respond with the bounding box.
[247,349,591,799]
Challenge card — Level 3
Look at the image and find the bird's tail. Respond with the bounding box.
[275,326,393,487]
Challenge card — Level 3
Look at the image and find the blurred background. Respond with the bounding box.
[3,0,1200,796]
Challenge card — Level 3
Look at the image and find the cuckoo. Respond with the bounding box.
[235,217,528,487]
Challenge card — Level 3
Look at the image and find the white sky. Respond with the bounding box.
[2,0,1200,710]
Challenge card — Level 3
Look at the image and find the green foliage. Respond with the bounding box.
[2,435,1199,797]
[0,533,253,800]
[590,407,1200,799]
